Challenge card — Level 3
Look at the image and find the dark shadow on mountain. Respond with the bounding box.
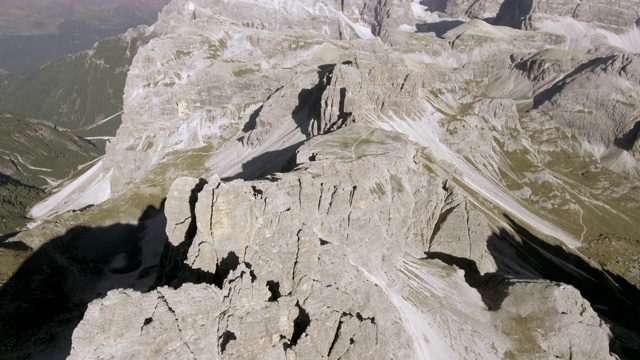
[486,215,640,359]
[425,252,510,310]
[328,87,352,132]
[495,0,534,29]
[419,0,448,13]
[228,65,336,182]
[212,251,242,288]
[0,236,29,249]
[530,55,615,109]
[428,215,640,357]
[0,173,41,189]
[243,105,263,133]
[221,142,304,182]
[241,86,284,133]
[154,179,214,288]
[0,203,168,360]
[415,20,464,38]
[614,121,640,151]
[292,64,335,138]
[152,178,255,290]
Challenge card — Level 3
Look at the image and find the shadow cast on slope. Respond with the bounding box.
[425,251,510,310]
[153,179,255,290]
[419,0,448,13]
[488,215,640,359]
[241,86,284,133]
[154,178,215,287]
[0,204,168,360]
[614,120,640,151]
[495,0,534,29]
[415,20,464,38]
[292,64,335,138]
[529,55,615,109]
[428,215,640,358]
[222,142,304,182]
[228,64,337,182]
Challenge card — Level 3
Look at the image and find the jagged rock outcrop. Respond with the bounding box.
[70,125,615,359]
[6,0,640,359]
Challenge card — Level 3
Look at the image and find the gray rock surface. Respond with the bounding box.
[5,0,640,359]
[69,126,615,359]
[495,0,640,33]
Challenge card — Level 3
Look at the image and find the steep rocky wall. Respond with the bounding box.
[69,125,616,359]
[9,1,640,358]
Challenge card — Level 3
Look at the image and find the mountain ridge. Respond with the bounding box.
[2,0,640,358]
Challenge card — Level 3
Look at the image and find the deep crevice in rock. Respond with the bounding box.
[219,330,237,354]
[427,204,459,250]
[284,301,310,349]
[327,315,344,357]
[213,251,241,288]
[266,280,281,302]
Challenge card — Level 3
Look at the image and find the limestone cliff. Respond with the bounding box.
[70,126,616,359]
[4,0,640,359]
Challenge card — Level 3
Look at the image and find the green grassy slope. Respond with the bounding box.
[0,111,100,234]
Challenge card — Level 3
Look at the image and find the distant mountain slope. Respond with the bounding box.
[0,111,99,234]
[0,0,169,74]
[0,0,168,36]
[0,27,154,135]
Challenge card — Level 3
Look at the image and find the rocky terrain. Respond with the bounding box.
[1,0,640,359]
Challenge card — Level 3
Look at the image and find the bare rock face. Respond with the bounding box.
[69,126,615,359]
[10,0,640,359]
[69,283,223,359]
[496,0,639,34]
[531,53,640,149]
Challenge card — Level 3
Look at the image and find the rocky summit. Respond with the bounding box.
[2,0,640,359]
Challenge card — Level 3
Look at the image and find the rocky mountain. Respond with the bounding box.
[1,0,640,359]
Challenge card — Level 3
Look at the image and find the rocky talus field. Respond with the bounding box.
[2,0,640,359]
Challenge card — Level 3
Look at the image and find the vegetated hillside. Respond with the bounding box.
[0,174,42,236]
[0,111,99,234]
[0,27,155,138]
[0,0,168,36]
[0,0,169,74]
